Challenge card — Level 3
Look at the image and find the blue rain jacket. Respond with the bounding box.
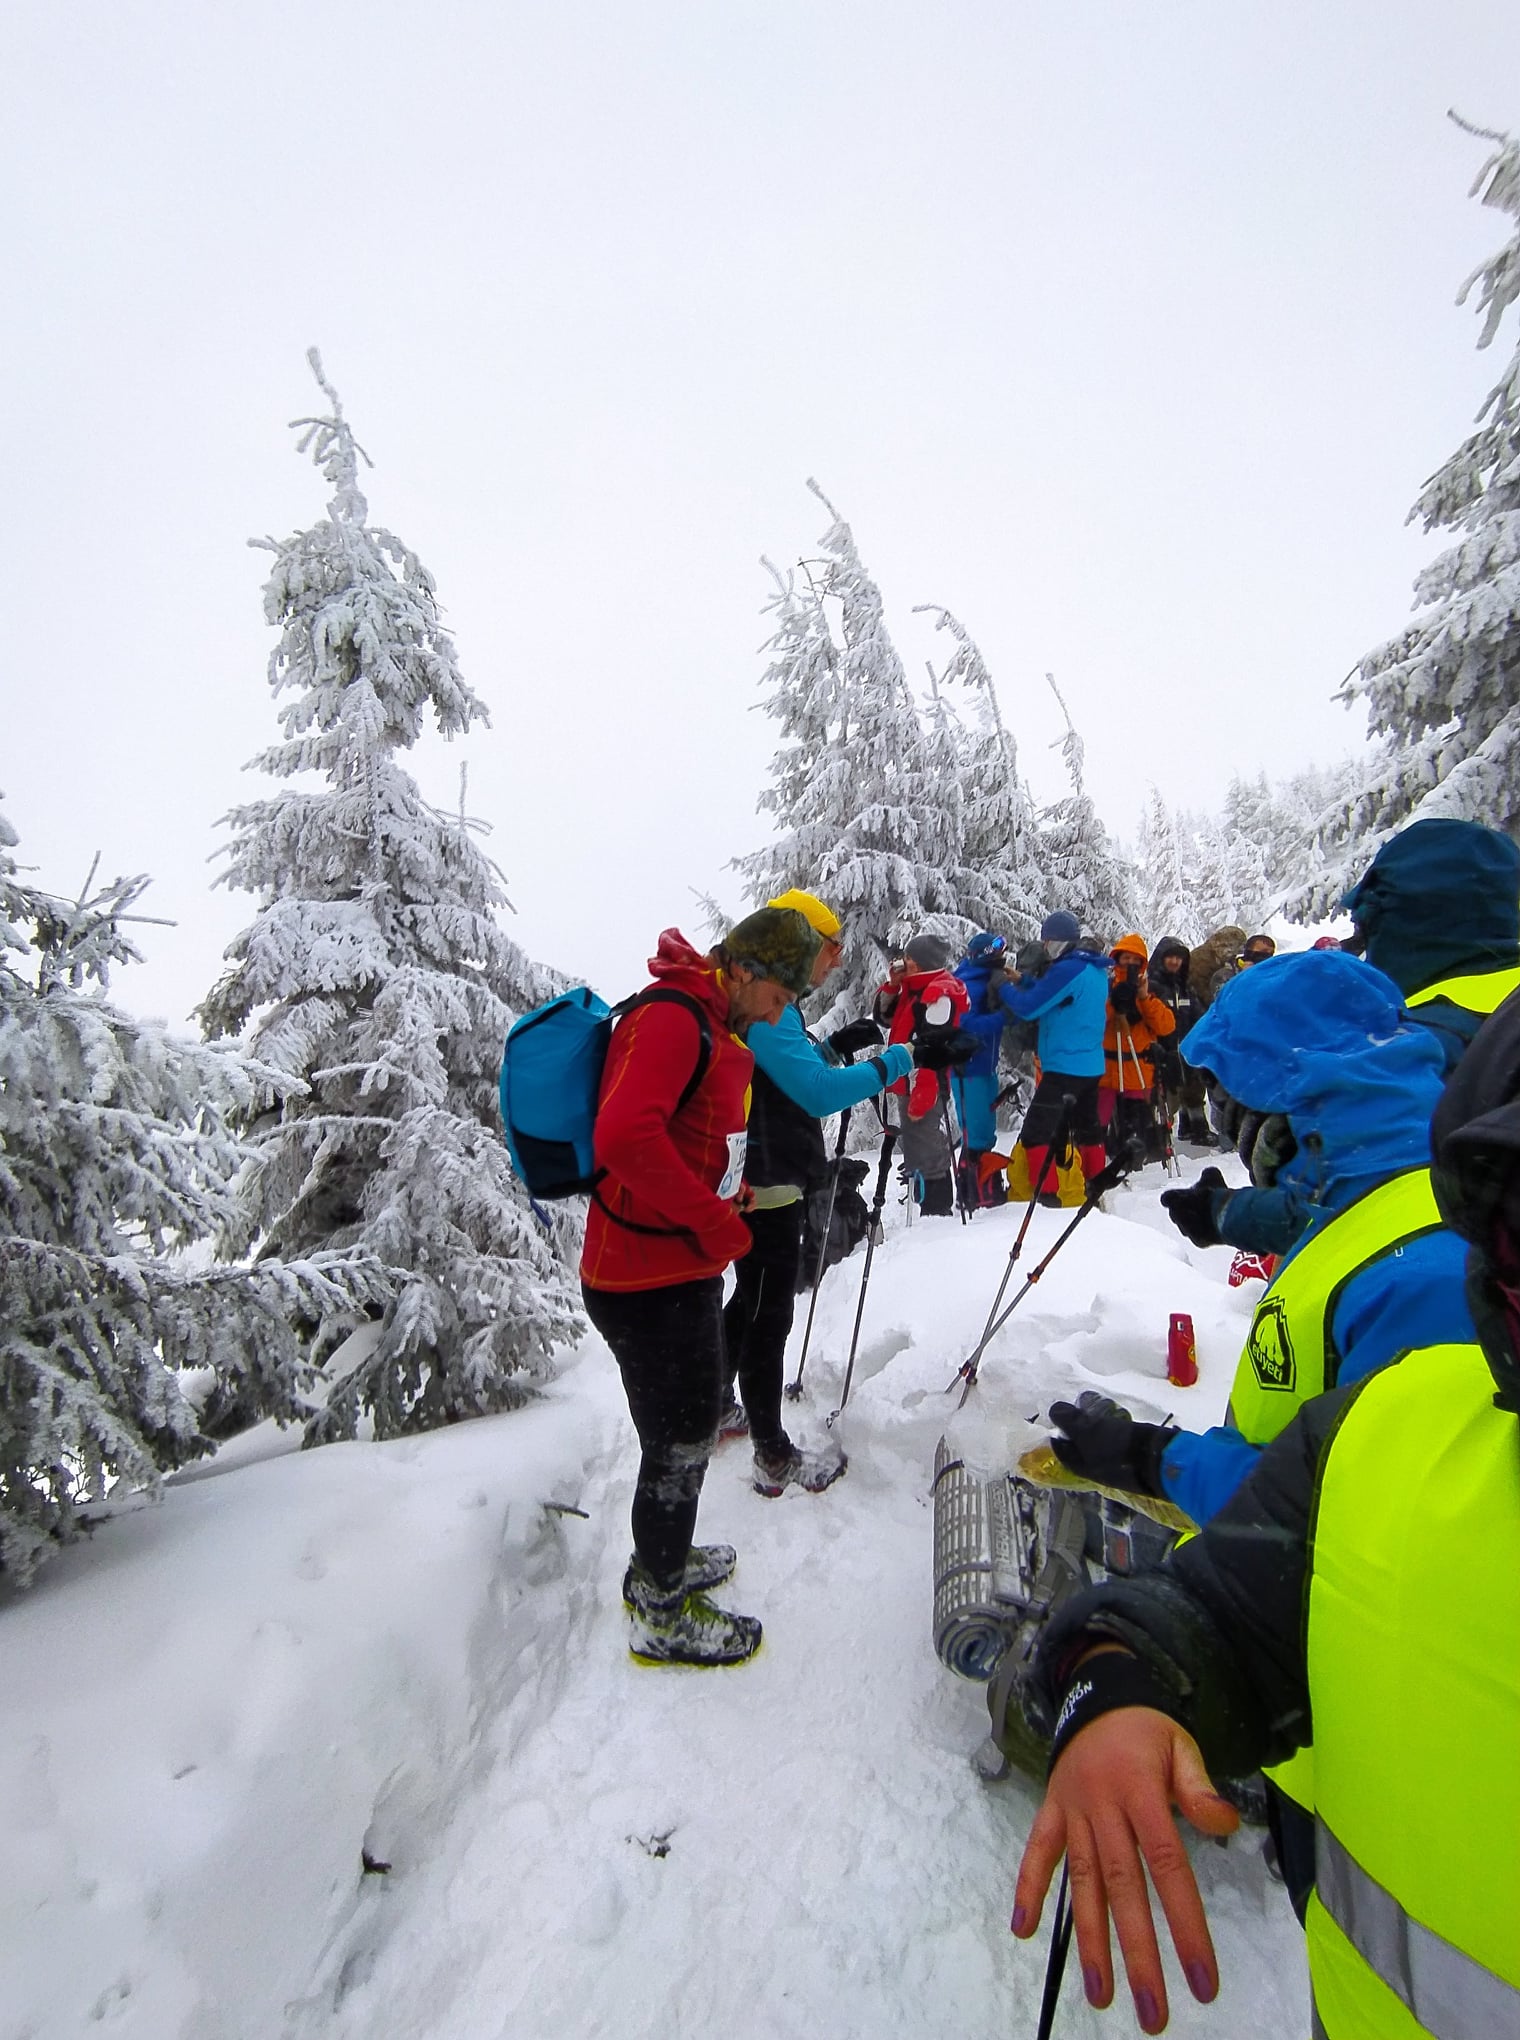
[998,949,1111,1078]
[953,953,1011,1079]
[1163,951,1475,1524]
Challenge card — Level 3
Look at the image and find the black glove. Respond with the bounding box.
[829,1018,885,1058]
[1048,1392,1177,1499]
[1160,1166,1228,1247]
[1243,1113,1296,1189]
[1110,973,1140,1020]
[914,1031,978,1072]
[1084,1153,1136,1199]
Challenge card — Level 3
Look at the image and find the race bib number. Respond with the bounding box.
[717,1131,747,1201]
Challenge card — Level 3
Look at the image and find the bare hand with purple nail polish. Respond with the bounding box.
[1010,1704,1238,2032]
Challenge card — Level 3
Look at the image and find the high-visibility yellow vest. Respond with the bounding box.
[1304,1342,1520,2038]
[1226,1166,1446,1813]
[1227,1168,1445,1450]
[1404,962,1520,1017]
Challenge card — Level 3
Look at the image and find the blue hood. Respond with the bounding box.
[1182,951,1447,1195]
[955,955,1002,1002]
[1341,819,1520,996]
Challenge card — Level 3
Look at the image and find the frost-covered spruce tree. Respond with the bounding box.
[201,353,581,1441]
[1220,774,1281,909]
[0,807,388,1580]
[1280,758,1366,918]
[1134,787,1198,942]
[917,667,972,945]
[1309,116,1520,903]
[738,482,957,1035]
[914,604,1044,944]
[1036,677,1138,942]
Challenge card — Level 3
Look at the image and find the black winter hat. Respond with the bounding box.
[1430,990,1520,1415]
[904,932,952,972]
[1430,991,1520,1248]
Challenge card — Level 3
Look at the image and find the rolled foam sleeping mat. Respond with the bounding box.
[931,1439,1021,1681]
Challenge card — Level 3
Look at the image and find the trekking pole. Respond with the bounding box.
[1159,1074,1179,1176]
[1034,1865,1074,2040]
[786,1100,855,1402]
[952,1154,1137,1407]
[827,1123,899,1428]
[945,1095,1074,1398]
[940,1073,969,1224]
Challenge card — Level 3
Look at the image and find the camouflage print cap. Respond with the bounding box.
[722,906,822,999]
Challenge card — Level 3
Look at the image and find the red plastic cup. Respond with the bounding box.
[1167,1311,1198,1387]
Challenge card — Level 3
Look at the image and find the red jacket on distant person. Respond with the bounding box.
[873,966,971,1119]
[581,931,755,1294]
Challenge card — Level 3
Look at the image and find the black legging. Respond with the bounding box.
[581,1276,725,1593]
[722,1201,805,1456]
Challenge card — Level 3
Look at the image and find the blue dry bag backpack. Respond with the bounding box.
[499,986,712,1201]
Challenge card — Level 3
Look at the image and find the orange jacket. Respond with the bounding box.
[1101,934,1177,1096]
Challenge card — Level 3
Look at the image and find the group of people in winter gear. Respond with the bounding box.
[936,911,1280,1210]
[1005,817,1520,2037]
[553,811,1520,2037]
[571,854,1314,1671]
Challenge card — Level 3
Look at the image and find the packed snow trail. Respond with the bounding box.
[0,1164,1309,2037]
[305,1175,1308,2040]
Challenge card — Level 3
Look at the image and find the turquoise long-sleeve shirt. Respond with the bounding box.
[745,1005,912,1112]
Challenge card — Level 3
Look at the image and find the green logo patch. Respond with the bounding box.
[1247,1296,1296,1392]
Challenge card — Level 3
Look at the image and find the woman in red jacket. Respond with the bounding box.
[582,906,820,1668]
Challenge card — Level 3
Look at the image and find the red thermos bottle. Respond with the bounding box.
[1167,1312,1198,1387]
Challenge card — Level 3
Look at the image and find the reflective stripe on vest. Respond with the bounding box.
[1404,964,1520,1017]
[1304,1342,1520,2038]
[1226,1167,1444,1450]
[1312,1818,1520,2040]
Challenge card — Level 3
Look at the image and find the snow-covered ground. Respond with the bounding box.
[0,1160,1309,2039]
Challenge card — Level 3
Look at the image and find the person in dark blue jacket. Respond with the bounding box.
[1091,950,1476,1528]
[1341,816,1520,1074]
[996,911,1112,1195]
[952,930,1015,1206]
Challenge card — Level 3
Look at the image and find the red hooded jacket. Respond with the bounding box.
[581,931,755,1294]
[874,967,971,1119]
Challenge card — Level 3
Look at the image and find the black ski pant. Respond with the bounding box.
[722,1201,803,1457]
[581,1276,724,1595]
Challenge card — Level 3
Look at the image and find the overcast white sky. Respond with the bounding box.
[5,2,1518,1023]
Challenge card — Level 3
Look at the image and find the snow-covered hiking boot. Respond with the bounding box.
[625,1575,762,1668]
[621,1545,737,1607]
[752,1440,847,1498]
[715,1398,750,1441]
